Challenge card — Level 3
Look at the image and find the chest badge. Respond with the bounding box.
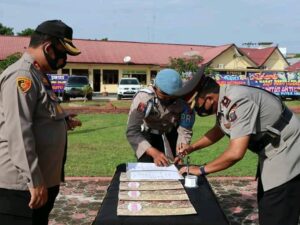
[228,109,237,122]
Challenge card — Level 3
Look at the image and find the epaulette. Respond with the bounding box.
[133,88,155,99]
[138,88,154,95]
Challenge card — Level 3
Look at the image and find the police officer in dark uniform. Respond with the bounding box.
[178,76,300,225]
[126,69,197,166]
[0,20,81,225]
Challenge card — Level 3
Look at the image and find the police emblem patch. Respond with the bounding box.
[137,102,146,113]
[16,77,32,93]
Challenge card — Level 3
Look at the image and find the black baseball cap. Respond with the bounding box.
[35,20,81,56]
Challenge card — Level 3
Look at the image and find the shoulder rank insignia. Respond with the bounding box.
[221,96,231,108]
[16,76,32,93]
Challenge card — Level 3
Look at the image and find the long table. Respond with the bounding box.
[92,164,229,225]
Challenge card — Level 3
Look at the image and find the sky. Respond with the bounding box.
[1,0,300,53]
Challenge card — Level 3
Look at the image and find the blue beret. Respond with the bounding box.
[155,69,182,95]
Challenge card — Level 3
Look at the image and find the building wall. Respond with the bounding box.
[209,46,256,70]
[60,63,161,93]
[263,49,289,71]
[57,46,289,93]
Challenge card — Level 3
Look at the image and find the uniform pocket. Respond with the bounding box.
[46,90,66,120]
[264,139,287,159]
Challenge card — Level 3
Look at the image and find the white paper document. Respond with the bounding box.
[126,163,183,180]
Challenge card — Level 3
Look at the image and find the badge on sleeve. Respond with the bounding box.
[179,104,195,129]
[16,77,32,93]
[137,102,146,113]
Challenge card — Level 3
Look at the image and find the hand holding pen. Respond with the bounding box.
[174,143,192,164]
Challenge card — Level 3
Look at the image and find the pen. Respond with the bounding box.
[187,156,190,176]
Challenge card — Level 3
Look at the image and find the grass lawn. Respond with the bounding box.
[66,113,258,177]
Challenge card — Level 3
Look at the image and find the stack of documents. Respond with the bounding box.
[126,162,184,180]
[117,163,196,216]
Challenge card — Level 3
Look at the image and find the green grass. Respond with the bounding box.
[65,99,299,177]
[66,114,258,177]
[284,100,300,107]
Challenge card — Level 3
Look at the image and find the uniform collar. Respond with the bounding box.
[22,52,35,64]
[217,85,227,113]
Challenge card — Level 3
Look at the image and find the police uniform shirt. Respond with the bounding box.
[0,52,67,190]
[217,85,300,191]
[127,86,194,159]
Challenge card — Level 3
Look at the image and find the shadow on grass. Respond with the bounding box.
[68,124,124,135]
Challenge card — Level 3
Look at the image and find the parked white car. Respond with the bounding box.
[117,78,141,100]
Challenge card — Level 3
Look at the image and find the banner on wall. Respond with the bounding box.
[213,71,248,85]
[248,72,300,96]
[213,71,300,97]
[47,74,69,93]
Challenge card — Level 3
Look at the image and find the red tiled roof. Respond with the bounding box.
[0,36,30,59]
[287,61,300,72]
[239,47,276,66]
[0,35,231,66]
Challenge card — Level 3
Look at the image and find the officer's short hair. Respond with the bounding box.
[29,31,55,48]
[198,76,220,97]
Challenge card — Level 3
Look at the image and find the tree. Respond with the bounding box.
[168,55,203,79]
[0,52,22,73]
[0,23,14,35]
[17,28,34,36]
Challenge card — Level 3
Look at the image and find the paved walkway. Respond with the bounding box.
[48,177,262,225]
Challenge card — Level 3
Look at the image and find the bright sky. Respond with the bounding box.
[1,0,299,53]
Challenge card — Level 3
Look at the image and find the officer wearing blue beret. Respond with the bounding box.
[126,68,196,166]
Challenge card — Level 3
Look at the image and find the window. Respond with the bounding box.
[122,70,147,85]
[120,79,139,85]
[131,74,146,84]
[72,69,89,76]
[103,70,119,84]
[62,69,70,74]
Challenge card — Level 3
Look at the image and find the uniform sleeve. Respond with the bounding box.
[176,103,194,146]
[126,94,152,159]
[229,98,259,139]
[2,73,44,188]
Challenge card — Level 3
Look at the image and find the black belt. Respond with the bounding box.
[249,106,293,153]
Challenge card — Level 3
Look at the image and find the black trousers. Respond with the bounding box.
[257,173,300,225]
[0,185,60,225]
[138,128,178,162]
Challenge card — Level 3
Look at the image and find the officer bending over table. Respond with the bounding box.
[177,76,300,225]
[126,69,196,166]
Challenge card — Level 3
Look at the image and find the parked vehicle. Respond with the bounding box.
[63,75,93,101]
[117,78,141,100]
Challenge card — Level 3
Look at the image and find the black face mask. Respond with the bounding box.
[158,98,176,106]
[195,99,214,117]
[43,44,67,70]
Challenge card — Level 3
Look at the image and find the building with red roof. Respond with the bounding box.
[0,35,289,93]
[287,61,300,72]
